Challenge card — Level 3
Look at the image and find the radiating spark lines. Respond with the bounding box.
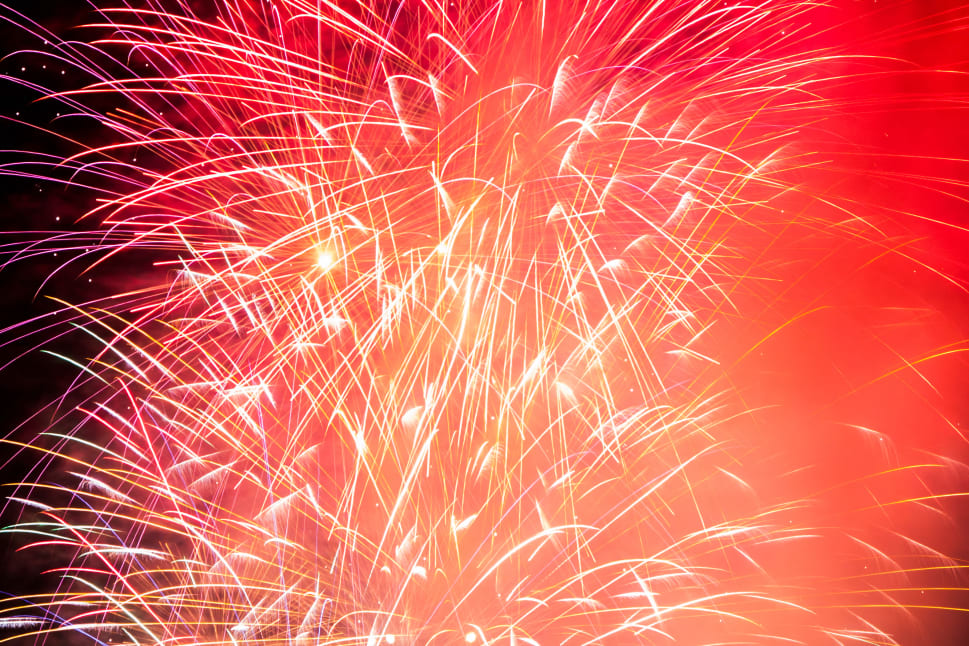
[0,1,967,645]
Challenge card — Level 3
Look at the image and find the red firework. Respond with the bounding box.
[0,1,967,645]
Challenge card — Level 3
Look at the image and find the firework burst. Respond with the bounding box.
[0,1,967,645]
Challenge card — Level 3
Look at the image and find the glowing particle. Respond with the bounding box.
[317,251,335,271]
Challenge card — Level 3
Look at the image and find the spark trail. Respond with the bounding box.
[0,1,968,645]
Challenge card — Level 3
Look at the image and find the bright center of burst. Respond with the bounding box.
[317,251,335,271]
[465,632,477,643]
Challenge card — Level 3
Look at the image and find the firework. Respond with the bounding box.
[0,1,967,644]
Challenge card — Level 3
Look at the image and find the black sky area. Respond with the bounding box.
[0,5,98,456]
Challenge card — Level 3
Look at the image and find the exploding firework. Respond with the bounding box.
[0,0,967,644]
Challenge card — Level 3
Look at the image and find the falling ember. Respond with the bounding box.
[0,1,967,645]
